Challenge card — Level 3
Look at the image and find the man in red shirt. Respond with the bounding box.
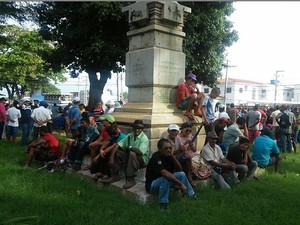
[25,126,61,166]
[176,73,204,120]
[0,97,7,140]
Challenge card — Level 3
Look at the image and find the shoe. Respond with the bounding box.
[160,203,170,213]
[123,178,136,189]
[101,175,121,184]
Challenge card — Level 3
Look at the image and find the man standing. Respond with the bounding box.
[276,104,296,153]
[269,105,281,134]
[0,97,7,140]
[66,97,81,138]
[20,99,32,147]
[227,103,239,123]
[145,138,195,210]
[201,131,239,189]
[6,100,21,141]
[201,87,221,135]
[176,73,205,120]
[226,137,258,181]
[106,120,150,189]
[246,104,261,144]
[31,101,52,140]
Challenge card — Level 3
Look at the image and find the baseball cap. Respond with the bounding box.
[72,97,80,103]
[187,73,198,83]
[39,101,47,107]
[219,104,225,108]
[100,114,115,123]
[168,124,180,131]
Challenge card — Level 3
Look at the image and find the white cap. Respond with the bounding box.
[72,97,80,103]
[168,124,180,131]
[106,100,113,105]
[219,104,225,108]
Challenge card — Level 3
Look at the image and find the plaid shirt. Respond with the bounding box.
[278,110,295,134]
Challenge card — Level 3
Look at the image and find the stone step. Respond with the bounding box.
[76,167,152,205]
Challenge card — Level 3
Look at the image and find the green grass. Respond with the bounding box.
[1,139,300,225]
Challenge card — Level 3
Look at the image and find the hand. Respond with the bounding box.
[99,150,106,158]
[93,154,100,162]
[179,183,187,195]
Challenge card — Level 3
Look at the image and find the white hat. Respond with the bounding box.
[168,124,180,131]
[72,97,80,103]
[219,104,225,108]
[106,100,113,105]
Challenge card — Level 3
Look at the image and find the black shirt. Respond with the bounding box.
[145,151,176,193]
[227,143,248,165]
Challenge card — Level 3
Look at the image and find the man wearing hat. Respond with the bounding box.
[252,127,281,172]
[20,99,32,146]
[176,73,205,120]
[105,119,150,189]
[65,97,81,138]
[0,97,7,140]
[31,100,52,140]
[201,131,239,189]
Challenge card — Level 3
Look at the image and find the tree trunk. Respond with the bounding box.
[86,69,111,111]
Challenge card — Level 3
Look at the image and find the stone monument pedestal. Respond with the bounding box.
[113,1,205,153]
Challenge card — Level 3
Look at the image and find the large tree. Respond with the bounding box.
[0,24,66,100]
[35,2,130,108]
[181,2,238,86]
[35,2,237,107]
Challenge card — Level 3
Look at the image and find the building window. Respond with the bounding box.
[239,88,243,93]
[287,92,290,97]
[261,89,266,97]
[227,87,232,93]
[204,88,209,94]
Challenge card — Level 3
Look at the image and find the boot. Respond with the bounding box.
[123,177,136,189]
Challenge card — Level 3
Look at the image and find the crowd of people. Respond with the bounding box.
[0,72,300,210]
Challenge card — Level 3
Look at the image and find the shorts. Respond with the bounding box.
[178,96,200,110]
[7,126,19,137]
[35,147,59,162]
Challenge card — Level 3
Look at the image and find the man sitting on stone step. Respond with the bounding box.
[176,73,205,120]
[104,120,150,189]
[145,138,195,210]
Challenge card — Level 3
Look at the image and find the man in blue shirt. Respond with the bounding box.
[252,127,281,172]
[66,97,81,138]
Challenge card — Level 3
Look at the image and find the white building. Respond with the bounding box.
[203,78,300,108]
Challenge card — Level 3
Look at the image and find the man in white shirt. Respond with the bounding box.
[6,100,21,141]
[31,101,52,140]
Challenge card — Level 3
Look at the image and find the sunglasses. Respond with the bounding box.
[185,129,192,133]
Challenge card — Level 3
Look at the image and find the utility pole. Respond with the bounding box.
[222,60,236,108]
[274,70,284,102]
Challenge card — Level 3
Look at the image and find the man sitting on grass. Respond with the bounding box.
[145,138,195,211]
[25,126,61,167]
[226,137,258,181]
[252,126,282,172]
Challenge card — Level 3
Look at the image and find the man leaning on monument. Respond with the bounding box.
[105,120,150,189]
[176,73,205,120]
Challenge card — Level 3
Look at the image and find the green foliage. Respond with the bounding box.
[181,2,238,86]
[1,139,300,225]
[0,24,66,99]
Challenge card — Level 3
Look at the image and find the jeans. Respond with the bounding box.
[68,141,89,164]
[21,122,31,146]
[0,121,5,140]
[150,171,195,204]
[279,130,292,153]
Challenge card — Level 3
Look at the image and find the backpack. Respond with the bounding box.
[278,112,291,129]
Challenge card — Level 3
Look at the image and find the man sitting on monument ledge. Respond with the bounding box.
[176,73,205,120]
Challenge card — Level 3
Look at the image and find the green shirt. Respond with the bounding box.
[118,131,150,165]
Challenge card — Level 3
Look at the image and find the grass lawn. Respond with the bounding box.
[1,139,300,225]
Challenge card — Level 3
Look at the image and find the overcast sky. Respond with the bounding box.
[225,1,300,85]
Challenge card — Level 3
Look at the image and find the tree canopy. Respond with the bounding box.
[181,2,238,86]
[34,1,237,107]
[0,24,66,99]
[35,2,130,108]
